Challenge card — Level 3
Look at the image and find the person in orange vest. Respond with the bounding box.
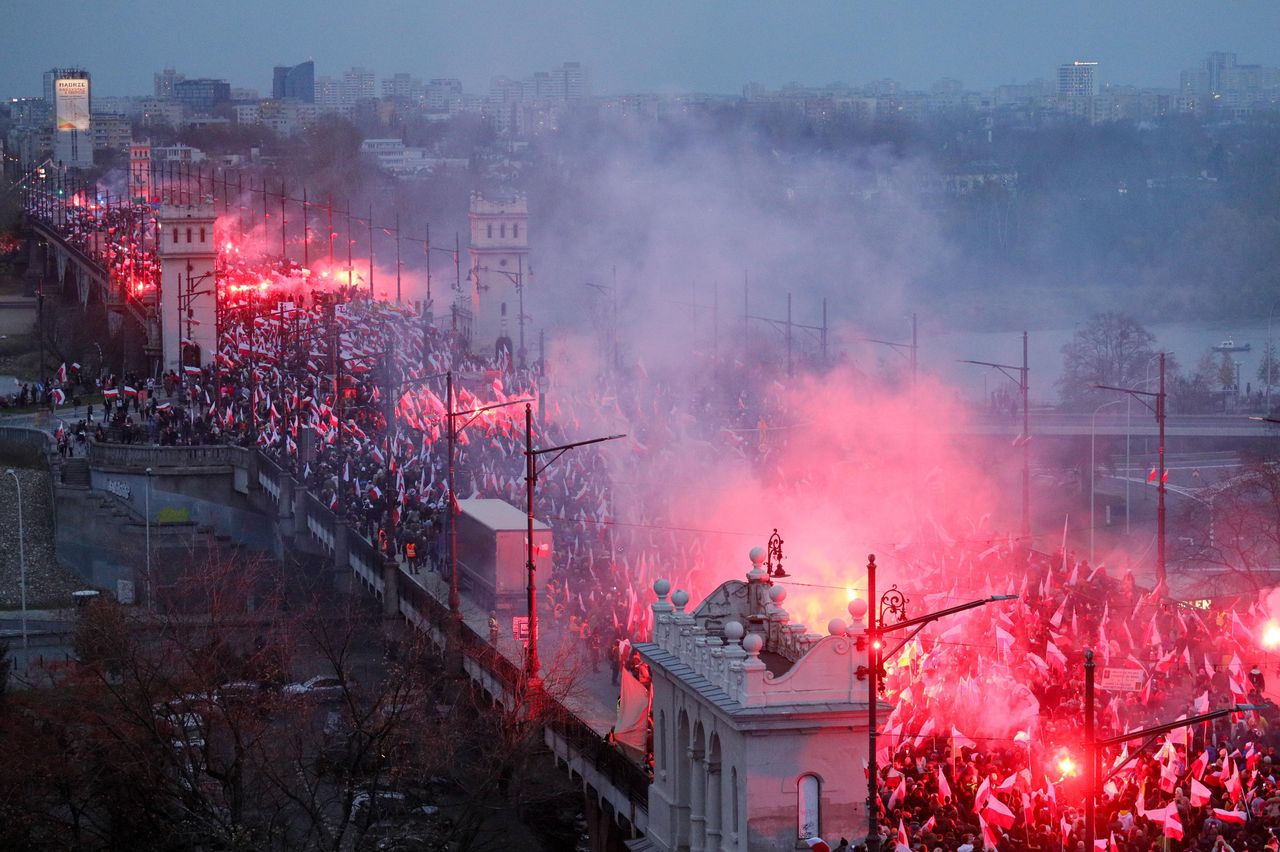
[405,539,419,574]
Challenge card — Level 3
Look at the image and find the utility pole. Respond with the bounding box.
[959,332,1030,542]
[1094,351,1168,586]
[394,210,402,304]
[859,557,1015,852]
[523,410,625,694]
[1083,645,1262,849]
[367,204,374,299]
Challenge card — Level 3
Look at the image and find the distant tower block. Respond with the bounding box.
[463,191,528,360]
[157,204,217,372]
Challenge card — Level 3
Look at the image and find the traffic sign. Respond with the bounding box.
[1097,666,1145,692]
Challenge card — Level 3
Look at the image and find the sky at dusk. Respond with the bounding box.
[3,0,1280,99]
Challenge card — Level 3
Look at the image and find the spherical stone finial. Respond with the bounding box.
[828,618,847,636]
[724,620,745,641]
[671,589,690,611]
[748,546,766,566]
[847,598,868,619]
[769,584,788,604]
[653,578,671,598]
[742,633,764,656]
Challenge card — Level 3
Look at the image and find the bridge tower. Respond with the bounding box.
[463,192,528,362]
[157,203,218,373]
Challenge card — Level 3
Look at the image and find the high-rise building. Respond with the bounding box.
[272,60,315,103]
[1057,60,1099,98]
[425,78,463,111]
[47,67,93,168]
[154,68,185,99]
[339,67,376,108]
[173,78,231,113]
[381,72,424,101]
[556,61,590,102]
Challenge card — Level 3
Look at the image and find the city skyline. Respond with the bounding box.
[4,0,1280,99]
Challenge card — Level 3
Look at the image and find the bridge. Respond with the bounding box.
[955,410,1280,440]
[38,437,653,850]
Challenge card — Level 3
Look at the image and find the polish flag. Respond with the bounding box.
[803,840,831,852]
[973,777,991,815]
[952,726,977,751]
[896,819,910,852]
[937,767,953,802]
[980,814,1000,850]
[1045,640,1068,672]
[1162,804,1184,840]
[982,795,1017,830]
[1211,808,1248,825]
[1190,777,1212,807]
[887,777,906,811]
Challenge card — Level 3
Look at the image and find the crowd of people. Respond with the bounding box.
[854,534,1280,852]
[28,185,1280,851]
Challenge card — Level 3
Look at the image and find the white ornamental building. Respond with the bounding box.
[634,549,877,852]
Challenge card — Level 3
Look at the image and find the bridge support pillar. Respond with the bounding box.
[26,237,45,281]
[381,557,399,617]
[332,522,353,593]
[583,790,632,852]
[291,482,309,539]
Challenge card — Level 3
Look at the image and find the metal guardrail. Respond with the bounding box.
[87,439,253,470]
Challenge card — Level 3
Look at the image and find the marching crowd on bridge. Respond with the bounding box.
[26,185,1280,852]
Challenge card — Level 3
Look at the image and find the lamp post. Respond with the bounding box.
[584,278,619,370]
[1082,644,1264,849]
[1090,398,1124,563]
[145,466,153,612]
[857,553,1015,852]
[1095,351,1167,586]
[5,469,27,649]
[522,404,624,689]
[960,331,1030,541]
[440,374,530,673]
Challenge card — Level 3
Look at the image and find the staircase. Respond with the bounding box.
[61,458,90,487]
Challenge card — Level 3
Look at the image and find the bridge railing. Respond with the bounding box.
[301,491,337,554]
[88,439,252,470]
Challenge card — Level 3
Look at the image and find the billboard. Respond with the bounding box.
[54,78,90,132]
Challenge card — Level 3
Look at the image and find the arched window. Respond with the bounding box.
[172,228,178,244]
[186,227,193,243]
[199,226,205,242]
[513,223,519,239]
[798,774,821,839]
[486,223,493,239]
[500,222,507,238]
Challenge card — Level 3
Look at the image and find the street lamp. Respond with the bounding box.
[523,404,624,691]
[857,552,1015,852]
[145,466,153,612]
[584,276,619,370]
[1082,646,1266,849]
[1090,398,1124,563]
[960,331,1030,541]
[440,372,531,673]
[1095,351,1167,587]
[5,469,27,649]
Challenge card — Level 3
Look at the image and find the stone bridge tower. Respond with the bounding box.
[157,203,217,373]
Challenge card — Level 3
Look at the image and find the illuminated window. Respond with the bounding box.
[798,774,821,839]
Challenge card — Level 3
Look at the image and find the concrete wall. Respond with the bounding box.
[86,467,274,551]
